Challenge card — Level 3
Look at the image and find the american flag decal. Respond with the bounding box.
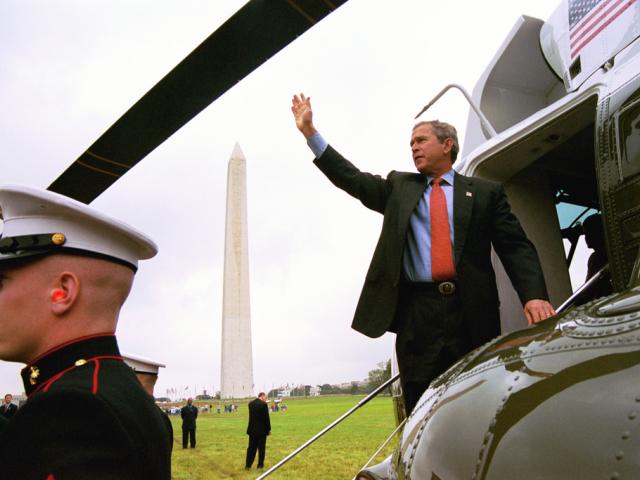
[569,0,637,59]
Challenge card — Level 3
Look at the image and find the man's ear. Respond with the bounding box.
[442,137,454,155]
[50,272,79,315]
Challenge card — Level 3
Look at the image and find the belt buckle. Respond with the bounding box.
[438,281,456,295]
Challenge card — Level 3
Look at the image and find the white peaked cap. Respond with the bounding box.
[0,185,157,271]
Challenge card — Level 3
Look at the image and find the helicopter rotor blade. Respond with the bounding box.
[48,0,348,203]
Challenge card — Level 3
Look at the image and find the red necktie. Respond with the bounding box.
[430,178,455,281]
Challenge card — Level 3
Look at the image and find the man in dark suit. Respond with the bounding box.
[1,394,18,420]
[181,397,198,448]
[245,392,271,470]
[0,185,172,479]
[291,94,556,414]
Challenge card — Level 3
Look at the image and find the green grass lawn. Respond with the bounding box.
[169,395,397,479]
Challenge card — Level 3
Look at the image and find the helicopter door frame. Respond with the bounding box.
[597,76,640,291]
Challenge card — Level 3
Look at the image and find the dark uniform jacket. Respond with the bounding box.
[0,401,18,420]
[247,398,271,437]
[0,334,172,480]
[180,404,198,430]
[314,146,549,350]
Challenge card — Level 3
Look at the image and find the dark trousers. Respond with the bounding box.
[394,282,470,415]
[245,434,267,468]
[182,428,196,448]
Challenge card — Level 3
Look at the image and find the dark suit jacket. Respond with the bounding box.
[0,334,172,480]
[246,398,271,437]
[314,146,548,350]
[181,404,198,430]
[0,402,18,420]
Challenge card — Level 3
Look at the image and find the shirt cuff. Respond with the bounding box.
[307,132,328,158]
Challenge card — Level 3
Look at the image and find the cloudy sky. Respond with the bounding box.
[1,0,579,398]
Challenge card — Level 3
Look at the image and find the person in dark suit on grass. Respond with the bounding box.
[245,392,271,470]
[0,185,172,479]
[291,94,556,414]
[1,394,18,420]
[181,397,198,448]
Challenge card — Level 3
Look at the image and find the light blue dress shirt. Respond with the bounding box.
[307,132,455,282]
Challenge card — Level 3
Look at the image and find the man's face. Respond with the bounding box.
[259,394,266,402]
[410,124,453,176]
[4,394,11,404]
[0,259,49,362]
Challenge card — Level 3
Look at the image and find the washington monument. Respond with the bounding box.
[220,143,254,399]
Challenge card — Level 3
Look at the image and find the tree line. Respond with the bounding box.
[266,359,391,398]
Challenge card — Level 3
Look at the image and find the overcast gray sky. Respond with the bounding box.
[1,0,579,398]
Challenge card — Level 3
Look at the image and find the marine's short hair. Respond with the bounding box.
[413,120,460,161]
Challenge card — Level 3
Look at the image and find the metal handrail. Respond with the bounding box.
[556,264,609,313]
[256,373,401,479]
[414,83,498,138]
[352,417,407,480]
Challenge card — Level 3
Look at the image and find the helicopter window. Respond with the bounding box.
[618,99,640,179]
[556,202,598,291]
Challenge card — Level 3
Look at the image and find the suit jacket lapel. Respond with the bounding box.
[453,173,474,266]
[398,174,428,239]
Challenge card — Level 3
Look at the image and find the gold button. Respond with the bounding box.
[75,359,87,367]
[51,233,66,246]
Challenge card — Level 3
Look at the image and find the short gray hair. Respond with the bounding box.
[413,120,459,161]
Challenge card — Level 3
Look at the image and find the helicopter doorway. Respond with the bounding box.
[468,93,601,333]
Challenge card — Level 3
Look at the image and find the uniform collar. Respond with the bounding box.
[21,333,120,396]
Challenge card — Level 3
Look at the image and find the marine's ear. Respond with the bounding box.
[50,271,79,315]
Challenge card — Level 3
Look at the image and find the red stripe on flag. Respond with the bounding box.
[570,0,620,47]
[571,0,637,58]
[570,0,613,40]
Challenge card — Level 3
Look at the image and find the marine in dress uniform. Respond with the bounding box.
[0,185,172,479]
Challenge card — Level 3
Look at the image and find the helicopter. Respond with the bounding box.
[355,0,640,478]
[2,0,562,406]
[3,0,637,478]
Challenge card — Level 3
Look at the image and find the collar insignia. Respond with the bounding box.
[29,366,40,386]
